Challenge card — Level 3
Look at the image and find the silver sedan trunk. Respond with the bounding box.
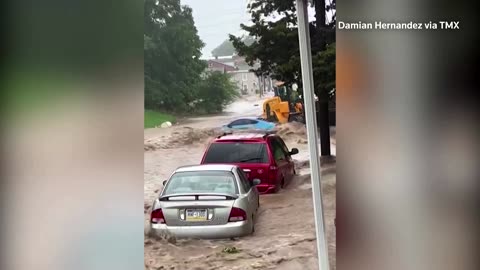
[161,194,236,226]
[152,194,254,239]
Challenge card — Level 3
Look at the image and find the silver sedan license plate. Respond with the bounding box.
[185,209,207,222]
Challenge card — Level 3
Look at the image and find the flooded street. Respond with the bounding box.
[144,97,336,270]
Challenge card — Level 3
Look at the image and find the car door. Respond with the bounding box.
[237,168,258,215]
[227,119,246,130]
[247,119,261,130]
[277,137,295,180]
[256,120,275,131]
[241,119,257,130]
[269,138,289,187]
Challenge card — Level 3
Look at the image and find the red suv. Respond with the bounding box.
[200,132,299,194]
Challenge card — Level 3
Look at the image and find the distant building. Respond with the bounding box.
[206,57,236,74]
[228,70,259,95]
[204,54,273,96]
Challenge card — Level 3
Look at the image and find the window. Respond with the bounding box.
[237,168,252,192]
[241,84,248,95]
[270,139,286,162]
[229,119,249,126]
[276,137,293,161]
[242,73,248,81]
[204,142,269,163]
[163,171,238,195]
[277,137,291,155]
[229,119,257,126]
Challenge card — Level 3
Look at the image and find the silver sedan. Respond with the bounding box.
[150,164,261,239]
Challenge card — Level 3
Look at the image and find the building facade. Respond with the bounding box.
[205,55,273,96]
[229,70,259,95]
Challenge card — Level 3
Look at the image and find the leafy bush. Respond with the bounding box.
[195,72,239,114]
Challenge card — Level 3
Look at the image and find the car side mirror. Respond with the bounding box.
[162,180,167,186]
[252,179,261,186]
[289,148,299,155]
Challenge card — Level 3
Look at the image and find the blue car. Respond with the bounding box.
[222,117,276,131]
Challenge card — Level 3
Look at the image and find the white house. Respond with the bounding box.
[204,54,273,96]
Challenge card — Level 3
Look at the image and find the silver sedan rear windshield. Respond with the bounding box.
[163,171,238,195]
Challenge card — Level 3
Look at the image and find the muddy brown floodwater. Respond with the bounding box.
[144,102,336,270]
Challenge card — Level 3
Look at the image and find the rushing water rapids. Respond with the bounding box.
[144,97,336,269]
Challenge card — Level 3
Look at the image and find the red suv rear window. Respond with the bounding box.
[203,142,269,163]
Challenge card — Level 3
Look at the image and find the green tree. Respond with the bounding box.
[211,36,256,57]
[144,0,240,115]
[230,0,336,156]
[144,0,206,112]
[196,72,239,113]
[313,43,335,97]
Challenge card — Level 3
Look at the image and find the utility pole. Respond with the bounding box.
[263,75,266,96]
[260,75,264,97]
[258,77,261,98]
[314,0,332,156]
[296,0,330,269]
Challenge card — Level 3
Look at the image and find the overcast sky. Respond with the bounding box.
[180,0,327,59]
[181,0,249,59]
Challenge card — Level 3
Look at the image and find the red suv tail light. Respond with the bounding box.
[228,207,247,222]
[150,208,165,224]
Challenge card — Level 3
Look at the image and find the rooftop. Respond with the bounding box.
[208,59,236,68]
[175,164,237,172]
[232,116,262,120]
[214,132,274,141]
[209,57,235,63]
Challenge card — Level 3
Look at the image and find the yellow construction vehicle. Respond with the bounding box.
[261,82,305,124]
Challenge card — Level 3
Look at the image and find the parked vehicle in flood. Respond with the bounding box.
[201,132,299,194]
[222,117,276,132]
[150,164,260,239]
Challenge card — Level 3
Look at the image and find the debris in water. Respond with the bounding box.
[144,204,151,213]
[145,127,221,151]
[146,228,177,245]
[222,247,240,254]
[297,138,308,144]
[276,122,307,139]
